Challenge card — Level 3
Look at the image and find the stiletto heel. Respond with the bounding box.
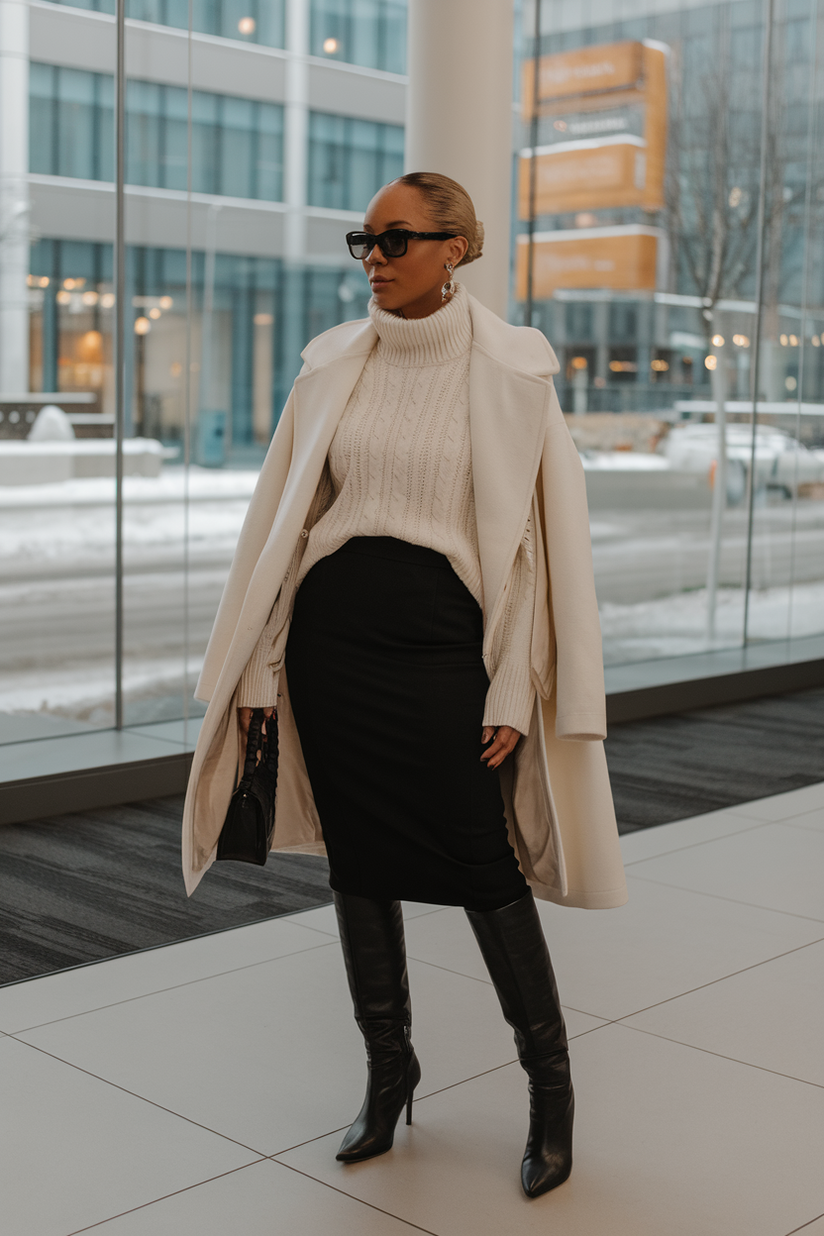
[334,893,421,1164]
[466,891,574,1199]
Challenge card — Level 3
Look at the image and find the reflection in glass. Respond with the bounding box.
[310,0,407,73]
[48,0,286,48]
[518,0,824,667]
[307,112,404,211]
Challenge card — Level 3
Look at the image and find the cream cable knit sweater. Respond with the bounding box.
[238,283,537,735]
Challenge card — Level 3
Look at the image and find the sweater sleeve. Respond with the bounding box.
[482,516,537,736]
[236,604,284,708]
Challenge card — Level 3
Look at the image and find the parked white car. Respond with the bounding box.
[660,423,824,502]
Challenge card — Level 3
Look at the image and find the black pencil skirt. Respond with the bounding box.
[285,536,528,910]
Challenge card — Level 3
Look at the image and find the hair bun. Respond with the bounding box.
[465,220,484,265]
[391,172,484,268]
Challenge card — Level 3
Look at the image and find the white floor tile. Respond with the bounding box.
[624,938,824,1086]
[725,782,824,823]
[619,809,768,865]
[403,882,823,1021]
[788,1217,824,1236]
[0,918,332,1035]
[629,822,824,921]
[275,1023,824,1236]
[81,1158,424,1235]
[783,806,824,833]
[16,944,520,1157]
[0,1035,257,1236]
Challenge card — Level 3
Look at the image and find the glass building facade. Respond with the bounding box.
[1,0,823,756]
[518,0,824,667]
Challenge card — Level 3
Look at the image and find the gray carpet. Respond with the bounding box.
[0,796,332,986]
[606,685,824,830]
[1,686,822,986]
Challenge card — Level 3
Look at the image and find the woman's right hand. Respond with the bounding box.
[238,706,275,760]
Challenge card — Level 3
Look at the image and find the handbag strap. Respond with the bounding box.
[239,709,264,789]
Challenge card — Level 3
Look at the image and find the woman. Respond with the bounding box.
[182,172,627,1199]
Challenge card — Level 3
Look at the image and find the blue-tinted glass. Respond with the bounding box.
[308,111,403,210]
[56,68,97,180]
[128,0,164,21]
[97,74,115,183]
[49,0,285,44]
[29,63,55,175]
[191,91,220,194]
[311,0,407,74]
[30,64,283,199]
[219,96,256,198]
[126,80,163,188]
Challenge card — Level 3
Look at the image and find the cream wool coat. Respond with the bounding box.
[182,292,628,910]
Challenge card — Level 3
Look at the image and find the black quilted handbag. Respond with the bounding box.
[216,708,278,865]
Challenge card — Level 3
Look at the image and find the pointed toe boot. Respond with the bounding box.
[334,892,421,1163]
[465,891,574,1199]
[520,1057,575,1197]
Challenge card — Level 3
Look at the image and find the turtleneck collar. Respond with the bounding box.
[368,281,472,367]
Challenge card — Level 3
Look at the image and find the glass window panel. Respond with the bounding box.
[126,80,163,188]
[311,0,407,73]
[55,68,97,181]
[255,103,284,201]
[29,63,55,176]
[517,0,824,674]
[218,96,255,199]
[308,111,403,210]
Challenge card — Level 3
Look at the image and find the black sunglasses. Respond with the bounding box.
[346,229,457,260]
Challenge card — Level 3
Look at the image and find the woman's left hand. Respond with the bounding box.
[480,725,521,770]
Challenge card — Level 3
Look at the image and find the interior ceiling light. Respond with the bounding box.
[134,316,151,335]
[704,355,717,370]
[732,334,750,347]
[238,16,255,34]
[789,334,798,346]
[780,334,789,346]
[149,307,162,319]
[159,295,173,310]
[711,334,724,347]
[323,37,339,53]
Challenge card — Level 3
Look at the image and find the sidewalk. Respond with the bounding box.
[2,784,823,1235]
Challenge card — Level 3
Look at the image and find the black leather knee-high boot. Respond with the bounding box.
[465,890,574,1198]
[333,892,422,1163]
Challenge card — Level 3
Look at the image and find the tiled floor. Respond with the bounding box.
[2,787,823,1236]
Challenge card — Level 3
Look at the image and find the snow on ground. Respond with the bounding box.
[600,579,824,663]
[0,467,257,565]
[2,465,823,724]
[0,656,205,727]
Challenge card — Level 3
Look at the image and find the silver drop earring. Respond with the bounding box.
[441,263,455,303]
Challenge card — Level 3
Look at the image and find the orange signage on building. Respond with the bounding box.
[518,140,649,215]
[522,40,645,115]
[519,41,667,218]
[516,230,659,298]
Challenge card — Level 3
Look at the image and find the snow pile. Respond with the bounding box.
[601,580,824,664]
